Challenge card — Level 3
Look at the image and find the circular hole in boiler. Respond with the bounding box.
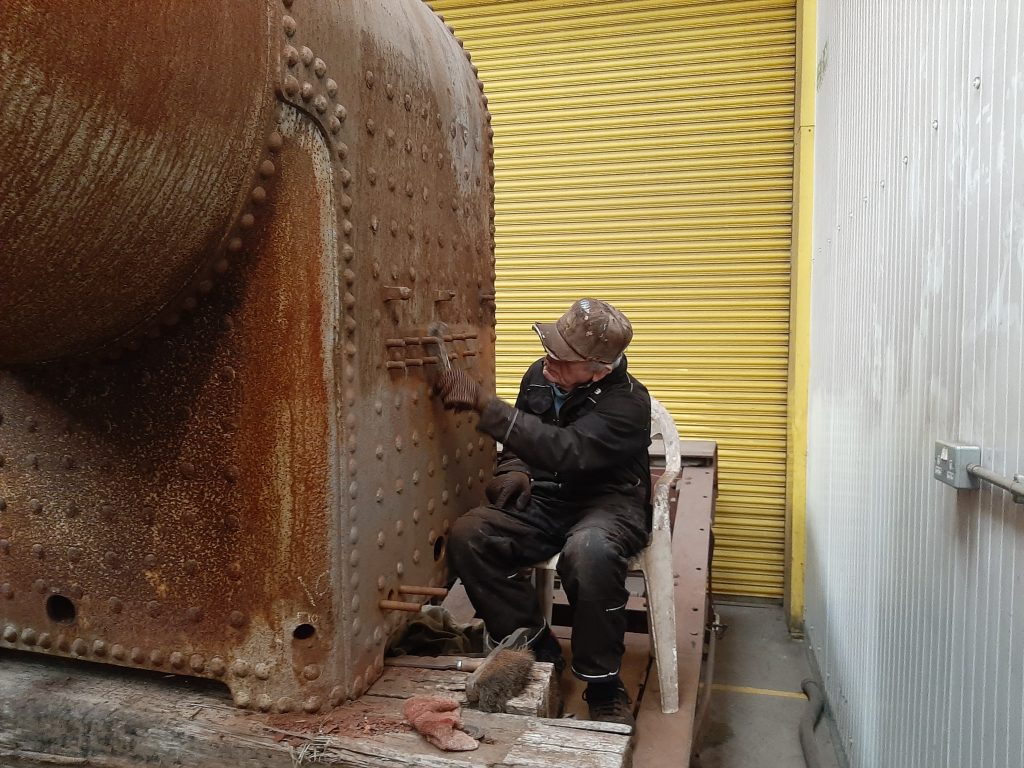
[433,535,446,562]
[46,594,77,624]
[293,623,316,640]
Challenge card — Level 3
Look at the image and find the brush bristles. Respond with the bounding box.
[465,648,535,713]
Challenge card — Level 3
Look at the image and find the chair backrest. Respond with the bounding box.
[649,396,681,535]
[650,396,681,475]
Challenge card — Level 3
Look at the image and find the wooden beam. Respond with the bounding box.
[0,650,629,768]
[633,451,717,768]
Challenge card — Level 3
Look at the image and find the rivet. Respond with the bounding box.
[972,76,982,89]
[111,643,125,660]
[0,583,12,599]
[232,659,250,677]
[343,220,353,235]
[326,78,338,96]
[3,625,17,643]
[365,70,375,88]
[229,610,247,628]
[350,526,359,544]
[227,237,243,253]
[108,596,123,613]
[268,131,284,151]
[299,81,314,101]
[284,45,299,67]
[350,549,360,567]
[17,629,36,648]
[255,663,270,680]
[341,169,352,187]
[386,83,394,99]
[209,657,226,676]
[29,498,42,514]
[298,46,313,65]
[395,561,404,576]
[349,481,358,499]
[335,104,347,122]
[366,118,376,135]
[395,520,405,535]
[93,640,108,657]
[304,696,323,714]
[143,553,158,568]
[38,633,52,649]
[329,116,342,134]
[259,160,276,178]
[329,685,346,707]
[31,543,44,559]
[190,654,206,672]
[146,600,162,617]
[72,638,88,656]
[375,488,384,503]
[283,75,299,96]
[377,531,386,547]
[404,93,412,110]
[337,142,349,160]
[252,186,267,204]
[413,549,421,564]
[257,695,273,712]
[314,95,328,113]
[282,15,297,36]
[303,664,322,681]
[442,490,449,504]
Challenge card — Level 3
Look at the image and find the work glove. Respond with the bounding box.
[434,369,492,412]
[485,471,531,511]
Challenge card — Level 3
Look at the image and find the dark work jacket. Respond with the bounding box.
[476,356,652,514]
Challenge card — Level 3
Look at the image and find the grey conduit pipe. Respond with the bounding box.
[799,678,825,768]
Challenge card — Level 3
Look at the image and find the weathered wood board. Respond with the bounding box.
[0,650,630,768]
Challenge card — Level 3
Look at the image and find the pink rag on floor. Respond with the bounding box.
[403,695,480,751]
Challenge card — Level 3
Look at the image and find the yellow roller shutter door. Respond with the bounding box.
[434,0,796,598]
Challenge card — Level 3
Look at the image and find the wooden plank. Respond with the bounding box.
[633,460,716,768]
[0,650,627,768]
[374,659,560,717]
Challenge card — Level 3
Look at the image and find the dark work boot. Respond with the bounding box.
[531,626,566,677]
[583,680,635,728]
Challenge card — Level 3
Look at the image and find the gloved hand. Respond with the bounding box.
[485,471,531,510]
[435,369,492,412]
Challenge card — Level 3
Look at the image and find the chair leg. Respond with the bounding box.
[642,537,679,714]
[534,568,555,626]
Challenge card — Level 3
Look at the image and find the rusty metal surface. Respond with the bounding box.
[0,0,495,714]
[0,0,278,364]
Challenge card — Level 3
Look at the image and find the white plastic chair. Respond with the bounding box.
[533,396,681,714]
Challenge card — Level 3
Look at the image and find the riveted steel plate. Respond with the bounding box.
[0,0,495,714]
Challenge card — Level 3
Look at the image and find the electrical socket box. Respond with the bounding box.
[934,441,981,489]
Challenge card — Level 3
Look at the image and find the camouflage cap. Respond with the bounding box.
[532,298,633,365]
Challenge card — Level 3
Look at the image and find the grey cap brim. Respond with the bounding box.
[532,322,586,361]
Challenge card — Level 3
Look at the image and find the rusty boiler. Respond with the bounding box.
[0,0,496,714]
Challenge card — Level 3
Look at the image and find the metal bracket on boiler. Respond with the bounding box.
[384,327,479,374]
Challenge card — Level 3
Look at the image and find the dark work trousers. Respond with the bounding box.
[447,485,649,681]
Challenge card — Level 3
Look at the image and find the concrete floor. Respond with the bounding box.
[695,602,845,768]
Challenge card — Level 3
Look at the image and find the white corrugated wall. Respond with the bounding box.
[806,1,1023,767]
[433,0,798,598]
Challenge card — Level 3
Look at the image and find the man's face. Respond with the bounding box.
[542,356,600,391]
